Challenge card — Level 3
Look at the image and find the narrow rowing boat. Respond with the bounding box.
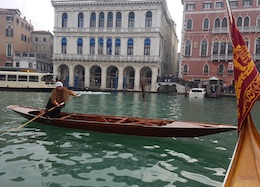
[222,115,260,186]
[223,3,260,186]
[7,105,237,137]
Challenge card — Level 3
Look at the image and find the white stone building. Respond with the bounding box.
[51,0,178,92]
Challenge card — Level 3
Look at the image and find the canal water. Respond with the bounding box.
[0,91,260,187]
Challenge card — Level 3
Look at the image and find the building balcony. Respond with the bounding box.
[13,52,52,64]
[253,54,260,60]
[212,28,229,34]
[237,26,260,33]
[52,54,161,63]
[212,26,260,34]
[211,54,233,61]
[54,27,161,33]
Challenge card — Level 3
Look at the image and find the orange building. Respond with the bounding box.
[0,8,33,66]
[180,0,260,88]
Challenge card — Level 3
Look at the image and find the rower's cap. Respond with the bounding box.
[55,81,63,87]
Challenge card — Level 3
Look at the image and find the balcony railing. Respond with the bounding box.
[212,26,260,34]
[211,54,233,61]
[52,54,161,63]
[55,27,160,33]
[13,52,52,63]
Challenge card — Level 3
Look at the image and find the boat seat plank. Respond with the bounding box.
[116,117,129,124]
[60,115,73,119]
[98,116,109,122]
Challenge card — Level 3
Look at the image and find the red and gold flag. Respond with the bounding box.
[228,15,260,132]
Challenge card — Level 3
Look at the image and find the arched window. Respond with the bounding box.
[213,41,219,54]
[218,64,224,74]
[237,17,242,27]
[186,19,192,30]
[256,37,260,54]
[115,38,121,55]
[203,64,209,74]
[228,42,233,54]
[222,17,227,27]
[144,38,150,55]
[203,18,209,30]
[244,16,250,26]
[214,18,220,28]
[7,43,12,57]
[244,38,249,48]
[183,64,188,75]
[201,39,207,56]
[90,12,96,27]
[145,11,152,27]
[116,12,122,27]
[61,37,67,54]
[220,40,226,54]
[128,12,135,27]
[127,38,134,55]
[77,38,83,54]
[107,38,112,55]
[107,12,113,27]
[99,12,104,27]
[90,38,95,54]
[78,12,84,27]
[257,16,260,27]
[62,13,68,28]
[98,38,103,54]
[185,39,191,56]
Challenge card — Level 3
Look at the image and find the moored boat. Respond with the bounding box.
[7,105,237,137]
[0,71,56,92]
[189,88,206,98]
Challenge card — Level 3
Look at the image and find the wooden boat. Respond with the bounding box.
[222,4,260,185]
[222,115,260,186]
[7,105,237,137]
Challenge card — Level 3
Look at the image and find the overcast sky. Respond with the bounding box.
[0,0,183,51]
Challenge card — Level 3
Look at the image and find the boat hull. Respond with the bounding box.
[0,87,54,92]
[7,105,237,137]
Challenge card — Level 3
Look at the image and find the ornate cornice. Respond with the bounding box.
[51,0,164,7]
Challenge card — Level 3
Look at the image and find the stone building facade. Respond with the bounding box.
[51,0,178,92]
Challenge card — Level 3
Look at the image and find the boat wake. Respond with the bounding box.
[76,91,111,95]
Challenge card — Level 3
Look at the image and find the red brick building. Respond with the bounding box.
[180,0,260,88]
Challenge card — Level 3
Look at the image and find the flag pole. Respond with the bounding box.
[225,0,234,47]
[225,0,232,24]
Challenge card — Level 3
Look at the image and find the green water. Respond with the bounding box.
[0,91,259,187]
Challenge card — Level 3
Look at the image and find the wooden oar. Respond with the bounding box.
[2,94,81,133]
[10,105,58,131]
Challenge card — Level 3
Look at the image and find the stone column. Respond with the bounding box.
[134,66,141,91]
[69,64,74,87]
[84,65,90,88]
[53,62,58,79]
[150,67,158,92]
[117,66,124,90]
[101,66,107,90]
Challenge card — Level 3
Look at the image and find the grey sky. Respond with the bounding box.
[0,0,183,51]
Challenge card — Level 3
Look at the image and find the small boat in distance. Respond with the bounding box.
[0,71,56,92]
[189,88,206,98]
[7,105,237,137]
